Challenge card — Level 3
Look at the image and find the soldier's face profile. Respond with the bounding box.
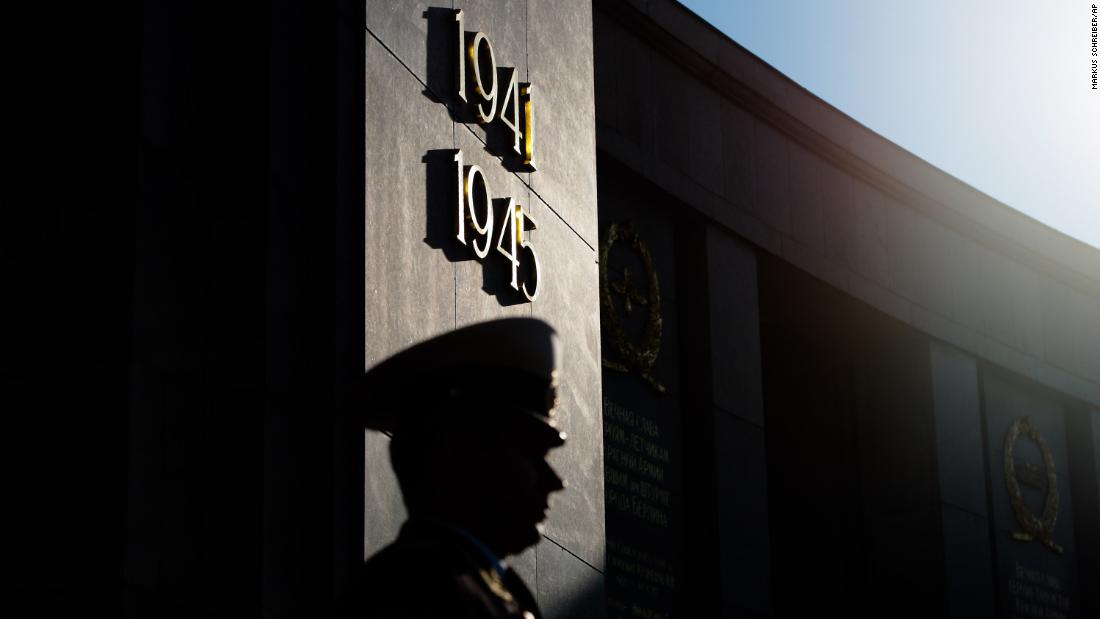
[457,417,565,555]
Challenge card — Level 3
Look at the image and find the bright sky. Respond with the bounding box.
[678,0,1100,250]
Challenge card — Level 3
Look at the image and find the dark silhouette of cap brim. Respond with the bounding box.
[357,318,564,446]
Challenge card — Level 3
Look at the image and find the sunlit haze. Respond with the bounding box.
[678,0,1100,251]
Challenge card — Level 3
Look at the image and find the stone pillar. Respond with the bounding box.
[929,341,997,618]
[706,226,771,618]
[364,2,603,616]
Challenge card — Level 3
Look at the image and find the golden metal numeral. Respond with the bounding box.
[495,198,521,290]
[462,164,494,259]
[467,32,497,124]
[499,68,522,155]
[454,10,467,103]
[519,208,540,301]
[521,83,536,170]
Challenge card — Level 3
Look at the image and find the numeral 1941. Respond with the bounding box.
[455,9,535,170]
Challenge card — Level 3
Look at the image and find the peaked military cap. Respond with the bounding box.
[359,318,565,447]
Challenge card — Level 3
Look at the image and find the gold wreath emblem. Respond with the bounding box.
[599,222,665,393]
[1003,417,1062,554]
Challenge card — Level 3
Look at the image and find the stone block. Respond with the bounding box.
[686,79,723,198]
[528,0,599,247]
[366,1,452,90]
[780,237,850,296]
[785,142,826,254]
[822,169,907,294]
[719,99,755,213]
[929,341,986,516]
[1040,278,1098,379]
[749,118,790,233]
[947,233,994,336]
[536,539,607,619]
[651,52,691,178]
[981,251,1022,350]
[881,197,954,316]
[599,16,657,154]
[940,506,996,619]
[365,36,457,365]
[706,227,763,425]
[911,304,982,362]
[847,181,892,287]
[713,410,772,617]
[848,273,912,325]
[530,194,605,570]
[1008,261,1044,359]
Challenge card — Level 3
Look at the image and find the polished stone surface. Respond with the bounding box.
[509,545,538,596]
[365,35,457,366]
[929,341,987,516]
[706,227,763,425]
[365,3,604,611]
[940,505,996,619]
[363,431,407,558]
[528,0,599,248]
[366,1,452,89]
[530,191,605,570]
[536,539,607,619]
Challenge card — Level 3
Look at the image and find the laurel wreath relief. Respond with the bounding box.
[1003,416,1062,554]
[599,222,665,394]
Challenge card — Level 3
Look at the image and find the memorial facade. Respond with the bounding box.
[587,2,1100,618]
[367,1,1100,619]
[363,1,1100,618]
[10,1,1096,617]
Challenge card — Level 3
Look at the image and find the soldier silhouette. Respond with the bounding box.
[347,318,567,618]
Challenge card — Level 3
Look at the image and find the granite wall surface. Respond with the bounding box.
[364,2,604,616]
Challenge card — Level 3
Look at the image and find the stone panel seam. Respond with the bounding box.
[366,25,595,254]
[939,501,991,522]
[366,27,432,98]
[527,180,597,253]
[714,404,764,429]
[452,120,595,252]
[540,533,605,575]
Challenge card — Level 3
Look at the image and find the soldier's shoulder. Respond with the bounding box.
[353,533,482,615]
